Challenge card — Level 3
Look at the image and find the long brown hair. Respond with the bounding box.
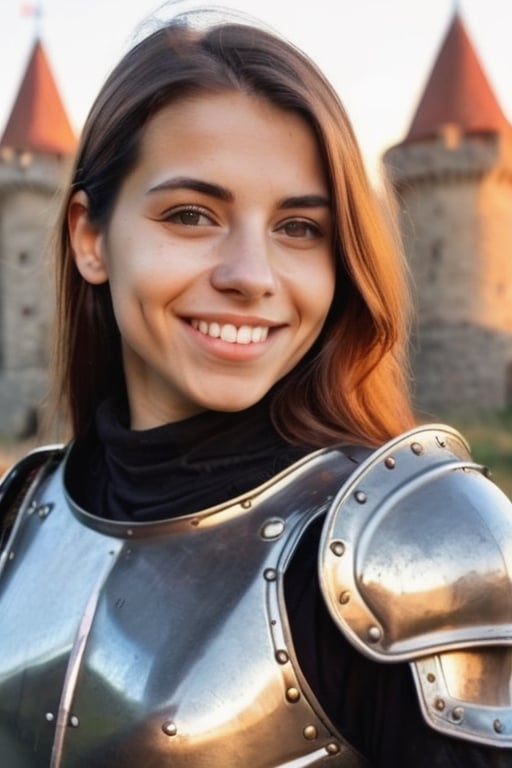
[53,13,415,446]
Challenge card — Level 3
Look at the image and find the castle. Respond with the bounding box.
[0,38,76,436]
[384,12,512,417]
[0,10,511,435]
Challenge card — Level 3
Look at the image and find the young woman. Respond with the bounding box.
[1,10,512,767]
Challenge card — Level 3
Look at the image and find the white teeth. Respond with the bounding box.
[208,322,221,338]
[192,320,270,344]
[220,324,237,343]
[237,325,253,344]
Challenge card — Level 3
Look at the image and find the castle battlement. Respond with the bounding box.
[0,150,70,194]
[385,132,512,188]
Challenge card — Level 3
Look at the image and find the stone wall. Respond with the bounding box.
[0,152,68,436]
[385,131,512,414]
[411,323,512,418]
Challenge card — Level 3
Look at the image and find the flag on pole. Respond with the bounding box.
[20,2,43,37]
[20,3,42,16]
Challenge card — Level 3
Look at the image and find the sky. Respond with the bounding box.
[0,0,511,183]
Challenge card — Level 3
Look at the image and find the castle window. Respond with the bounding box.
[18,251,31,266]
[438,123,461,149]
[432,240,443,263]
[18,151,33,168]
[429,239,443,282]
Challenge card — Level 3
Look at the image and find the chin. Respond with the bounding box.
[201,391,268,414]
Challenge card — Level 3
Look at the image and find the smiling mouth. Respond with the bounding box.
[190,319,270,344]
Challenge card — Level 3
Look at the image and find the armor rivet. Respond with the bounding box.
[325,742,340,755]
[191,518,199,527]
[126,529,134,537]
[338,591,350,605]
[384,456,396,469]
[8,551,14,560]
[37,503,53,518]
[69,715,80,728]
[330,540,345,557]
[411,442,423,456]
[261,519,285,540]
[162,720,178,737]
[368,626,381,643]
[483,466,492,479]
[241,499,252,509]
[354,490,367,504]
[452,707,464,722]
[303,725,318,740]
[286,687,300,702]
[434,698,446,712]
[264,568,277,582]
[426,673,436,683]
[435,436,447,448]
[494,719,503,734]
[45,712,54,723]
[275,650,289,664]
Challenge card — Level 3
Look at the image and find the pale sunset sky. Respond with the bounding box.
[0,0,510,182]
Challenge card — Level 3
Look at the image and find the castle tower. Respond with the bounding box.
[0,38,76,435]
[384,11,512,416]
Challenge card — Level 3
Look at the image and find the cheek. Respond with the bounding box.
[300,257,336,323]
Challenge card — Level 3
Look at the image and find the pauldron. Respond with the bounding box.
[319,423,512,747]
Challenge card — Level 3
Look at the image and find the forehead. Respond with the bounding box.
[132,90,328,192]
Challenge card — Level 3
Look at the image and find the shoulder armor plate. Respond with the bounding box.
[319,424,512,747]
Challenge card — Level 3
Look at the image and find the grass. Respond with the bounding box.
[432,408,512,497]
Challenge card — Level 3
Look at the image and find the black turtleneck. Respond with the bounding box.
[65,399,507,768]
[66,396,312,521]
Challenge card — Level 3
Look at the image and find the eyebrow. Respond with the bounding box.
[146,177,330,209]
[277,194,331,210]
[147,177,233,202]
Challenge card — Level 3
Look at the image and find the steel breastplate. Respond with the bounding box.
[0,446,367,768]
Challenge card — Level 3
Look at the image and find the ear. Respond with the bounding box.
[68,190,109,285]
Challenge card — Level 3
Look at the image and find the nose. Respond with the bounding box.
[210,227,277,299]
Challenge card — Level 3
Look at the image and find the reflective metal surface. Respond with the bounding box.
[320,423,512,746]
[0,446,367,767]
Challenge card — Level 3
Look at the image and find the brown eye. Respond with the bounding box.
[178,210,202,225]
[278,219,321,238]
[164,207,214,226]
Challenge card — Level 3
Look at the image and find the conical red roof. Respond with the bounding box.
[405,12,510,142]
[0,38,76,155]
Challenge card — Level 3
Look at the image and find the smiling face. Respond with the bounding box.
[70,90,335,429]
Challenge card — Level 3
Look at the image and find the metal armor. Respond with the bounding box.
[320,424,512,747]
[0,444,368,768]
[2,424,512,765]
